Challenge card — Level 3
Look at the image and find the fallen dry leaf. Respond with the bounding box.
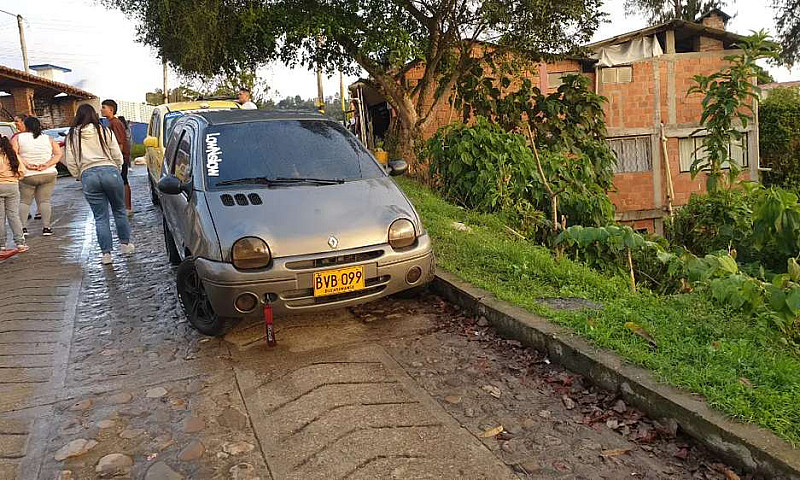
[724,469,741,480]
[562,395,576,410]
[625,322,657,348]
[482,385,501,398]
[478,426,504,438]
[600,448,631,457]
[739,377,754,388]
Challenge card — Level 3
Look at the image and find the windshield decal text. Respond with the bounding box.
[206,132,222,177]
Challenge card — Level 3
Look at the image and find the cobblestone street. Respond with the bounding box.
[0,168,744,480]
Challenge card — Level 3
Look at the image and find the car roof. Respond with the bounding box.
[161,100,241,112]
[194,109,327,125]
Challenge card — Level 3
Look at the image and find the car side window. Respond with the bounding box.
[173,129,193,184]
[149,112,159,137]
[163,128,183,174]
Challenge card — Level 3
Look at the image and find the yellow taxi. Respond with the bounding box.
[143,100,240,204]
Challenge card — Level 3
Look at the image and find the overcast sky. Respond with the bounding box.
[0,0,797,103]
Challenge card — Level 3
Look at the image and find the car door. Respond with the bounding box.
[145,110,162,180]
[161,122,197,255]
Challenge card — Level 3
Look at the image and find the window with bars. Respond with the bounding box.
[608,136,653,173]
[600,66,633,84]
[678,134,749,173]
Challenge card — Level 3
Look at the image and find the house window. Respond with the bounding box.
[600,66,633,84]
[608,136,652,173]
[547,71,580,88]
[678,134,749,173]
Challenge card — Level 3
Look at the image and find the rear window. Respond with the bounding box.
[203,120,384,188]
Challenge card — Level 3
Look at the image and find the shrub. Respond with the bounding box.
[759,87,800,190]
[426,117,613,237]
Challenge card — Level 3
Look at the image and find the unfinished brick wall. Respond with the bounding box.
[390,38,756,233]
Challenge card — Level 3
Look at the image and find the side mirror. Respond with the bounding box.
[388,160,408,176]
[158,175,183,195]
[143,136,159,149]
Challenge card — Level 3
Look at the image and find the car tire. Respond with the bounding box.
[149,174,160,206]
[163,218,182,266]
[176,258,228,337]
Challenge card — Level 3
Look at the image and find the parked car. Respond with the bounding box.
[0,122,16,139]
[156,110,435,336]
[143,100,241,205]
[42,127,71,176]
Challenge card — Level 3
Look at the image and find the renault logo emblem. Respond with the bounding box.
[328,235,339,249]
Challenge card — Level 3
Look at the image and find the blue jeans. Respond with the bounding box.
[81,166,131,253]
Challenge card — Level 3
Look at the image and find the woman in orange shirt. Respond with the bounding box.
[0,136,28,252]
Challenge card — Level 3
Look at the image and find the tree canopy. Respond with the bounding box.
[104,0,605,165]
[774,0,800,66]
[623,0,727,24]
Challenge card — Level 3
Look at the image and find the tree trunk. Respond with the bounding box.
[394,118,424,177]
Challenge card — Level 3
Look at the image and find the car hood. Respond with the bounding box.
[206,177,420,260]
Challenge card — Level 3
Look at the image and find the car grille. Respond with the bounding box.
[285,250,384,270]
[220,194,235,206]
[220,192,264,206]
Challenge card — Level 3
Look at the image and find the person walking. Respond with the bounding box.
[9,113,39,220]
[100,100,133,217]
[12,116,61,237]
[65,104,134,265]
[236,88,257,109]
[0,136,28,253]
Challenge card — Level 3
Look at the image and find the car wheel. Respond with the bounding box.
[163,218,182,266]
[149,174,160,206]
[176,258,227,336]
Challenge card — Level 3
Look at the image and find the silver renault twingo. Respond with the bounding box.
[157,110,434,336]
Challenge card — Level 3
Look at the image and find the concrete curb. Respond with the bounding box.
[432,271,800,480]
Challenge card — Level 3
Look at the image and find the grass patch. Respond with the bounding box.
[131,143,146,159]
[398,177,800,446]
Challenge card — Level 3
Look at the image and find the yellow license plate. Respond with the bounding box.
[313,266,365,297]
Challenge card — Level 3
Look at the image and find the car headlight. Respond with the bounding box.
[232,237,271,269]
[389,219,416,249]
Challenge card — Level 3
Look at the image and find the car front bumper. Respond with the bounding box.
[194,235,435,317]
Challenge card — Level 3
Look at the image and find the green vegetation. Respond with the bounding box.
[398,177,800,446]
[760,87,800,191]
[130,143,145,159]
[687,32,780,192]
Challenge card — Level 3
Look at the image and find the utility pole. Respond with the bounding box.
[340,72,346,119]
[0,10,29,72]
[162,58,168,103]
[17,15,28,73]
[316,36,324,114]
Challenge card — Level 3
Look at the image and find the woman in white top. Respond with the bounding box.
[12,116,62,236]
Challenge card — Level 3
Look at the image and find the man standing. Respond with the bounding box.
[100,99,132,217]
[237,88,257,110]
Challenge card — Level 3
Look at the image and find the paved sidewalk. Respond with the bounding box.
[0,179,87,479]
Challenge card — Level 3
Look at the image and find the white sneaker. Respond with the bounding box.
[121,243,135,255]
[101,253,112,265]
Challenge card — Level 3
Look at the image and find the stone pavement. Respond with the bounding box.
[0,168,746,480]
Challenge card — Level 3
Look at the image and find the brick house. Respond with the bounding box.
[351,9,759,233]
[0,64,97,129]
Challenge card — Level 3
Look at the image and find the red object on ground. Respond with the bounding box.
[0,249,18,261]
[264,303,276,347]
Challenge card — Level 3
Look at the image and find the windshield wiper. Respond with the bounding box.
[215,177,346,187]
[275,177,345,185]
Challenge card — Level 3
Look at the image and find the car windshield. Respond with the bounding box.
[204,120,384,189]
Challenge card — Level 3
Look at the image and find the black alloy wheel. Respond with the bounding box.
[176,258,227,336]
